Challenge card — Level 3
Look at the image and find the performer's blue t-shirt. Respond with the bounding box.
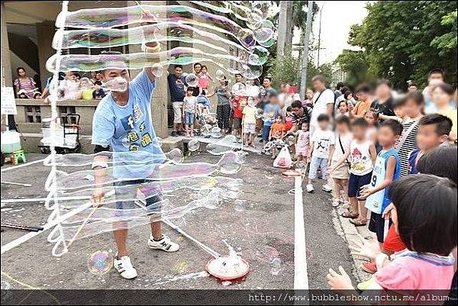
[92,70,165,179]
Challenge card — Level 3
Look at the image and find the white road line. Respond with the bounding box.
[294,176,309,290]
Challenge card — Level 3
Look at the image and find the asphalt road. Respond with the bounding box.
[1,152,355,293]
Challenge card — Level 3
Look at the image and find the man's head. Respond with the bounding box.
[263,76,272,88]
[375,79,392,99]
[417,114,452,151]
[403,91,424,118]
[407,82,418,92]
[100,51,130,92]
[268,91,279,104]
[174,65,183,77]
[431,83,454,108]
[428,68,445,86]
[193,62,202,74]
[335,82,345,92]
[291,100,303,117]
[378,119,403,147]
[317,114,330,130]
[235,73,243,83]
[312,75,326,92]
[355,83,372,102]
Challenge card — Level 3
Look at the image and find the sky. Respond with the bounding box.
[292,1,370,66]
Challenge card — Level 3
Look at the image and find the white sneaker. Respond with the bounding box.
[306,184,314,193]
[147,234,180,252]
[114,255,138,280]
[322,184,333,193]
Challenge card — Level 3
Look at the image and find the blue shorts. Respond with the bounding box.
[369,212,391,243]
[114,179,162,215]
[348,172,372,198]
[184,112,195,125]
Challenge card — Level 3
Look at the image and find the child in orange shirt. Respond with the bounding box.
[269,115,286,158]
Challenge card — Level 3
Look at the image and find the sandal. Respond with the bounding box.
[341,211,359,219]
[350,219,367,226]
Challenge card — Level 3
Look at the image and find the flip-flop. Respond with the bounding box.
[350,219,367,227]
[341,211,359,219]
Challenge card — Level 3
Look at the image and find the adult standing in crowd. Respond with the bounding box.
[289,100,312,133]
[352,84,373,118]
[168,65,186,136]
[191,62,202,97]
[423,68,445,113]
[279,83,294,113]
[371,79,395,121]
[310,75,334,137]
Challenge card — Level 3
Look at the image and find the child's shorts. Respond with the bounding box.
[172,102,183,124]
[383,224,406,252]
[330,160,349,179]
[184,112,195,125]
[308,155,328,180]
[233,118,242,129]
[369,212,391,243]
[243,122,256,134]
[296,147,309,157]
[348,172,372,198]
[114,179,163,217]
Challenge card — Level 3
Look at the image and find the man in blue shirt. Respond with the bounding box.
[167,65,186,136]
[92,51,179,280]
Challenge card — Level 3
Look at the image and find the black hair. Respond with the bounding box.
[343,91,353,100]
[186,87,194,92]
[352,117,369,128]
[263,76,272,82]
[338,100,348,108]
[235,73,243,78]
[201,89,207,95]
[376,79,392,88]
[74,73,81,80]
[340,86,350,95]
[201,64,207,69]
[286,106,292,112]
[174,65,183,70]
[94,80,102,86]
[335,115,351,127]
[317,114,330,122]
[418,114,452,137]
[389,174,457,256]
[404,91,424,106]
[417,147,458,184]
[291,100,302,109]
[336,82,345,90]
[355,83,372,94]
[432,82,454,95]
[16,67,26,74]
[193,63,202,68]
[392,96,406,108]
[408,81,417,87]
[428,68,445,78]
[380,119,403,136]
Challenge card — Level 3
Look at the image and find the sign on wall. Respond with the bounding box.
[1,87,17,115]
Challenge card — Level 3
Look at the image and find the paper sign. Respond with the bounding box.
[1,87,17,115]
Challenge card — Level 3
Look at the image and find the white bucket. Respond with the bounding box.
[1,130,21,153]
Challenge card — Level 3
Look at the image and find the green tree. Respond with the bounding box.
[344,1,457,89]
[334,50,370,88]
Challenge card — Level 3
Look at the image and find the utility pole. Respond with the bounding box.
[316,2,325,67]
[300,1,314,100]
[276,1,288,58]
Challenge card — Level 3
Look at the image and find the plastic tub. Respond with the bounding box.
[1,130,21,153]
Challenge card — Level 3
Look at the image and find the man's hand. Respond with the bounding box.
[91,187,105,208]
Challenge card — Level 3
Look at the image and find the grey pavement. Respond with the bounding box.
[1,152,371,291]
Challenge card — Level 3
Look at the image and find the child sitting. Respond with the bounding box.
[197,65,213,92]
[242,97,257,147]
[196,89,212,115]
[327,174,456,292]
[306,114,335,193]
[295,122,310,166]
[92,81,106,99]
[269,115,286,158]
[329,116,352,207]
[284,106,294,132]
[337,118,377,226]
[183,87,197,137]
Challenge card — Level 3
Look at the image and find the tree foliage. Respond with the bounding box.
[335,50,370,88]
[340,1,457,89]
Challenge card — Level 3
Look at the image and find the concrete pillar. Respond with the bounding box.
[36,21,55,89]
[1,2,12,87]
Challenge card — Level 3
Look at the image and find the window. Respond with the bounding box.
[59,106,77,124]
[25,106,41,123]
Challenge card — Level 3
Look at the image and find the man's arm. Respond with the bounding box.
[91,147,110,206]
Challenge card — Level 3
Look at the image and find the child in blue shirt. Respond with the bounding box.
[360,119,403,245]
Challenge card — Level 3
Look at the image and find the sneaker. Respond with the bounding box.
[114,255,138,279]
[322,184,332,193]
[362,261,377,274]
[306,184,314,193]
[331,198,340,207]
[147,234,180,252]
[171,131,178,137]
